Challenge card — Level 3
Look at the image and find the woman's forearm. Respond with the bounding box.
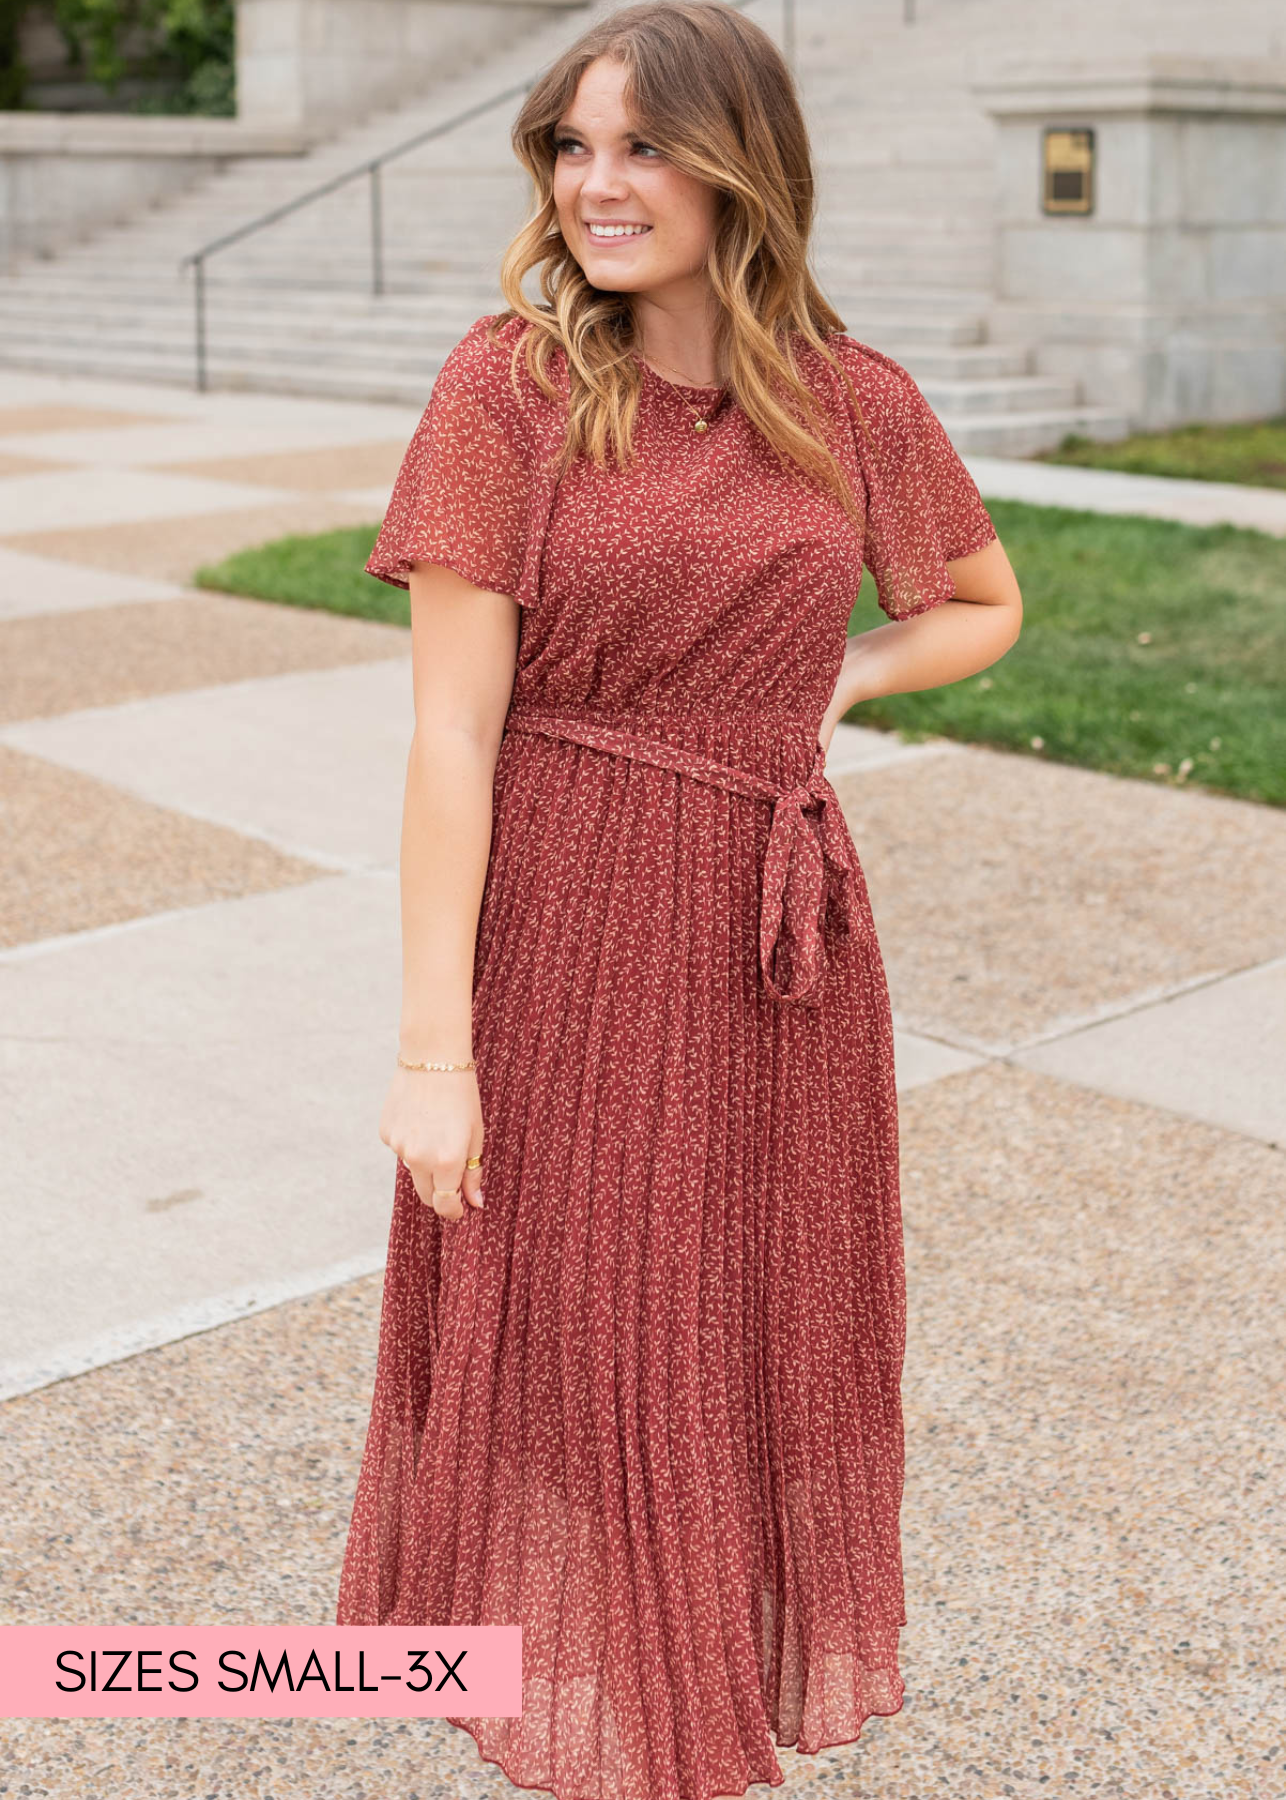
[397,724,499,1064]
[824,595,1022,738]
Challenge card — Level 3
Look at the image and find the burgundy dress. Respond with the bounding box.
[336,311,996,1800]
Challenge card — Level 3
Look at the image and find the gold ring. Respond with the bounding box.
[465,1154,483,1170]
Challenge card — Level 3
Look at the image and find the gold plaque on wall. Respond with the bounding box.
[1042,127,1094,215]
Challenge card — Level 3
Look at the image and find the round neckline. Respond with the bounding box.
[629,350,726,394]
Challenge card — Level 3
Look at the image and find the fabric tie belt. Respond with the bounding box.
[504,709,860,1006]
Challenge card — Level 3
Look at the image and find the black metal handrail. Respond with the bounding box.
[176,0,878,392]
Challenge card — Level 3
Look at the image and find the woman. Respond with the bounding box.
[336,4,1022,1798]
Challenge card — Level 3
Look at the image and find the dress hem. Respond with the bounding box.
[438,1689,906,1800]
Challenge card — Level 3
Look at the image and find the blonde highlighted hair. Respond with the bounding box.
[486,0,875,523]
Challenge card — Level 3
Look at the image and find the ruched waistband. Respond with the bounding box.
[502,704,858,1006]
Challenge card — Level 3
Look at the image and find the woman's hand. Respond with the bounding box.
[379,1066,486,1223]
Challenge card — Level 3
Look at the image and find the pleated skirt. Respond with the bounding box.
[336,704,909,1800]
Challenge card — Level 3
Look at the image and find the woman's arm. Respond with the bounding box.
[378,561,521,1221]
[820,535,1023,752]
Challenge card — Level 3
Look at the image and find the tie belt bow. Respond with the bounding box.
[504,709,859,1006]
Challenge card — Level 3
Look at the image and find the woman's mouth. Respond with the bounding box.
[584,223,653,244]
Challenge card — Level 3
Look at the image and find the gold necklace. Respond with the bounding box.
[638,349,727,433]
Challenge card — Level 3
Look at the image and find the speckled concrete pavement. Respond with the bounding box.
[1,368,1283,1800]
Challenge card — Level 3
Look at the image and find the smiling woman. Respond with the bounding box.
[334,7,1019,1800]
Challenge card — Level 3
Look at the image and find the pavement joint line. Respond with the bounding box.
[890,948,1286,1062]
[0,867,393,965]
[0,1246,391,1404]
[994,948,1286,1056]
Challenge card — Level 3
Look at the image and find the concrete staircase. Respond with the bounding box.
[2,0,1283,452]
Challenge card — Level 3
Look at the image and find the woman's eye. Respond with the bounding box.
[552,135,660,158]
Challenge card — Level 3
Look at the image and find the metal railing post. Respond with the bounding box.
[370,162,384,298]
[193,254,207,393]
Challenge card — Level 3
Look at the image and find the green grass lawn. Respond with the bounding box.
[1038,415,1286,489]
[194,496,1286,810]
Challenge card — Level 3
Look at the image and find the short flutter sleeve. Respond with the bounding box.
[833,334,997,621]
[365,314,532,601]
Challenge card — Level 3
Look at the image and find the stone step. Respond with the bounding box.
[13,242,1000,292]
[64,202,1000,255]
[881,344,1035,380]
[0,341,442,405]
[827,305,987,346]
[0,284,497,323]
[939,405,1132,456]
[916,373,1081,416]
[0,317,457,374]
[0,275,994,325]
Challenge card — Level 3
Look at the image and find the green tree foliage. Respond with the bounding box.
[0,0,31,107]
[2,0,234,113]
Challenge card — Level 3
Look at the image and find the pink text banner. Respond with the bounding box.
[0,1626,521,1718]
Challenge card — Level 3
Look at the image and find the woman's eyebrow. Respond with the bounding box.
[552,122,640,139]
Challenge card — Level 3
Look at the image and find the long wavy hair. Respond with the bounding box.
[487,0,875,523]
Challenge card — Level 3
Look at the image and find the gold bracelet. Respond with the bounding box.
[398,1054,476,1072]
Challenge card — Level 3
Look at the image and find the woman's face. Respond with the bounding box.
[552,56,721,304]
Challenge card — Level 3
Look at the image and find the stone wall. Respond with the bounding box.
[975,57,1286,428]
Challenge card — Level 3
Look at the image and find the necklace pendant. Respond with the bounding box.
[693,418,709,433]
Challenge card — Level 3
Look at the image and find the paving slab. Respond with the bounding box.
[0,466,321,534]
[2,656,415,870]
[0,744,326,949]
[0,592,407,723]
[1014,953,1286,1146]
[964,452,1286,536]
[0,403,183,435]
[1,1062,1280,1799]
[0,415,421,465]
[0,368,422,436]
[0,449,84,479]
[0,494,381,583]
[0,545,188,621]
[829,742,1286,1051]
[0,872,401,1398]
[334,483,414,510]
[158,441,410,492]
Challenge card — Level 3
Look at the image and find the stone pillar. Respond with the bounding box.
[972,57,1286,429]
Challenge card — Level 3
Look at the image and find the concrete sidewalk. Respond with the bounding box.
[1,366,1283,1800]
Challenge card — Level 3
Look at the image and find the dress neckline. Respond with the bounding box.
[629,350,726,395]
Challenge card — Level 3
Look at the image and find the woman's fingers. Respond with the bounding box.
[406,1143,485,1221]
[430,1180,464,1224]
